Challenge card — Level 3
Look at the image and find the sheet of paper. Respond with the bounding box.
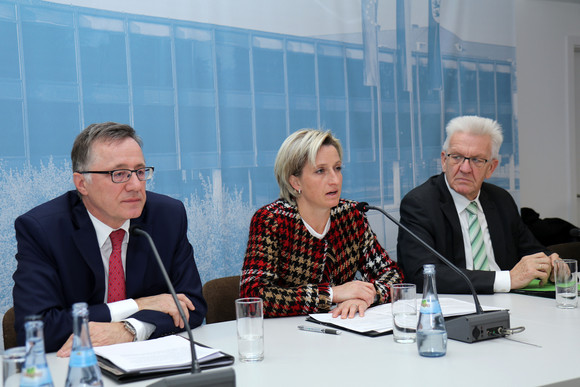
[94,335,221,372]
[308,297,503,334]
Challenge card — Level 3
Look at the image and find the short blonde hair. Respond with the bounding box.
[274,129,343,204]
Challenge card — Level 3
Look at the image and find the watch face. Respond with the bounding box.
[123,321,137,341]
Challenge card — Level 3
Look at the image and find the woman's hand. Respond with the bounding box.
[332,280,375,305]
[330,280,376,319]
[331,299,370,319]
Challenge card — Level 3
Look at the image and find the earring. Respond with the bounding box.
[297,189,302,195]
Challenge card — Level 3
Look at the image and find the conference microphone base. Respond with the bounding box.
[148,367,236,387]
[446,310,510,343]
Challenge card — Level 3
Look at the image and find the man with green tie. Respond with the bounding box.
[397,115,559,293]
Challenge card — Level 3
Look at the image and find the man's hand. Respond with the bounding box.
[57,321,132,357]
[510,252,554,289]
[548,253,560,282]
[331,280,376,306]
[135,293,195,328]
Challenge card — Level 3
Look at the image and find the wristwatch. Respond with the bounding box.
[123,321,137,342]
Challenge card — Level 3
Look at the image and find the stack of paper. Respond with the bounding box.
[307,297,504,336]
[94,335,234,382]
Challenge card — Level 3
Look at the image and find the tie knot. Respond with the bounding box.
[110,229,126,245]
[466,201,478,216]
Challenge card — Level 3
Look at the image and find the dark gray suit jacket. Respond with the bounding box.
[397,173,547,294]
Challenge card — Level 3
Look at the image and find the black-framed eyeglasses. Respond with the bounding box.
[76,167,154,183]
[446,154,489,168]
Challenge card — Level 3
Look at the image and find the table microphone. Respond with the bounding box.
[130,225,236,386]
[355,202,511,343]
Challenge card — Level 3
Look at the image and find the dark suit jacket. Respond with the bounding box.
[397,173,547,294]
[13,190,207,352]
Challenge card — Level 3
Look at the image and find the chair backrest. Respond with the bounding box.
[547,242,580,262]
[3,307,17,350]
[202,275,241,324]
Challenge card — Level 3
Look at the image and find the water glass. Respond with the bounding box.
[554,259,578,309]
[235,297,264,362]
[2,346,26,387]
[390,283,417,343]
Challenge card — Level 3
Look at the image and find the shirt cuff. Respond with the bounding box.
[328,287,333,303]
[493,270,511,293]
[108,298,139,322]
[125,318,156,341]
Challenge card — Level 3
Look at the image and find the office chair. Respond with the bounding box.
[202,275,241,324]
[547,241,580,263]
[3,307,17,350]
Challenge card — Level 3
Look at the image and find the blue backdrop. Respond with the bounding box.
[0,0,517,315]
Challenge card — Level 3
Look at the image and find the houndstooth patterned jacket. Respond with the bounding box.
[240,198,403,317]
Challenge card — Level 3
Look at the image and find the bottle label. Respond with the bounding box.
[419,299,442,314]
[69,349,98,368]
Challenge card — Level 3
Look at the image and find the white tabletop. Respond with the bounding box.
[24,293,580,386]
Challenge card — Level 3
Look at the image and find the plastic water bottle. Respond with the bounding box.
[65,303,103,387]
[416,264,447,357]
[20,316,54,387]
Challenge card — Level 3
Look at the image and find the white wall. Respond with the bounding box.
[516,0,580,224]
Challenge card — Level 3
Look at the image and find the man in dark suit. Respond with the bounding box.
[13,122,207,354]
[397,116,559,294]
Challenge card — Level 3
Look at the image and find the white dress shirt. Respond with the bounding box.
[444,177,511,292]
[87,211,155,340]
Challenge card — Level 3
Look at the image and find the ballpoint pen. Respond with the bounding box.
[297,325,341,335]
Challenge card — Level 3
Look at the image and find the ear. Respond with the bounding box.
[485,159,499,179]
[73,172,89,196]
[288,174,301,192]
[440,151,447,172]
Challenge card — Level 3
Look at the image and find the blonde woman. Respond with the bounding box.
[240,129,403,318]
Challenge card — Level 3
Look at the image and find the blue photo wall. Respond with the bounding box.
[0,0,517,314]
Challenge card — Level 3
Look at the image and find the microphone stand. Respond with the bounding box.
[356,202,511,343]
[131,226,236,386]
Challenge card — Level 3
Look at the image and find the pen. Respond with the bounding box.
[297,325,341,335]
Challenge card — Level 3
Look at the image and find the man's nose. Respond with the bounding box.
[459,158,473,172]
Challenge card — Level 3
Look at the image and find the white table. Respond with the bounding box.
[34,294,580,386]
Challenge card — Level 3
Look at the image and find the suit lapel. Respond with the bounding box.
[125,219,153,297]
[436,174,468,267]
[479,186,505,266]
[71,197,106,298]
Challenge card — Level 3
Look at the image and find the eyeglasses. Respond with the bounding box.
[76,167,154,183]
[446,154,489,168]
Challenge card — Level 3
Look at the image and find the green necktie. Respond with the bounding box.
[466,202,489,271]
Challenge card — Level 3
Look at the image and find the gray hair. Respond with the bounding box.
[274,129,343,205]
[442,116,503,159]
[71,122,142,172]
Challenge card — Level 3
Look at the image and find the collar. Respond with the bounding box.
[443,174,482,214]
[302,216,331,239]
[86,210,130,248]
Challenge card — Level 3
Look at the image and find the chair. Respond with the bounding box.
[3,307,17,350]
[202,275,241,324]
[547,242,580,262]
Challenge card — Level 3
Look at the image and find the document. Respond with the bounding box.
[95,335,221,372]
[94,335,234,382]
[512,279,580,299]
[307,297,504,336]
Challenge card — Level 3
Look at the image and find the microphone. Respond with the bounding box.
[130,225,235,387]
[355,202,511,343]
